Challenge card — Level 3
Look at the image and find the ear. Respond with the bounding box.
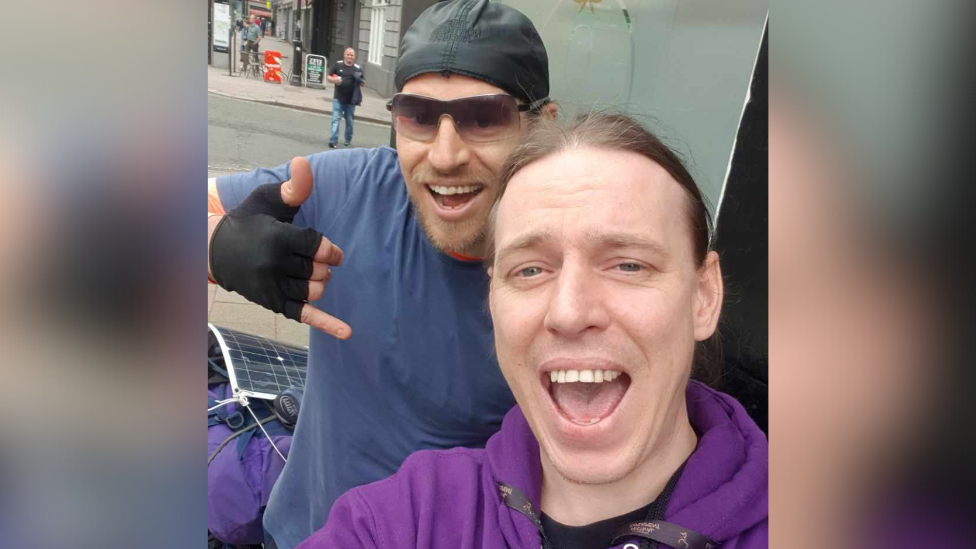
[693,251,723,341]
[540,101,559,120]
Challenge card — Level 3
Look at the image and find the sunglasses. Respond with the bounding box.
[386,93,544,143]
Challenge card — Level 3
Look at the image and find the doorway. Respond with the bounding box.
[345,1,361,54]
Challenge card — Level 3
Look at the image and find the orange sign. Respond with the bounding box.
[264,50,283,83]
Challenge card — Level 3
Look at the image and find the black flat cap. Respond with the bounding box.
[395,0,550,107]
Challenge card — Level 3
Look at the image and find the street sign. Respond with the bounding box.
[213,2,230,52]
[304,54,327,89]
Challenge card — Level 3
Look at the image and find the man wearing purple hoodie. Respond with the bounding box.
[298,114,768,549]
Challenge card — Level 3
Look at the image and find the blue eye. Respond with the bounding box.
[517,266,543,277]
[618,263,642,272]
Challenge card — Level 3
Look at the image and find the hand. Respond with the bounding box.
[209,157,352,339]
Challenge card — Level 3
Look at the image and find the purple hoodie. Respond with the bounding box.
[298,381,768,548]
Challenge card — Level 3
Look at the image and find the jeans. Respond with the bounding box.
[330,99,356,145]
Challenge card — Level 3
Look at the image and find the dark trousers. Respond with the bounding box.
[242,41,259,71]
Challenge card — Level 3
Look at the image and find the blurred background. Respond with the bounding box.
[771,1,976,547]
[0,0,973,548]
[0,1,206,548]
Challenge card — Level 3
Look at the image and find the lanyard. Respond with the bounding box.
[609,520,718,549]
[497,481,719,549]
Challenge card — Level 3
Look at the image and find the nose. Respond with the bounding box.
[543,264,611,338]
[427,115,471,173]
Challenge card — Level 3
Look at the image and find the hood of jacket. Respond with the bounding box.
[486,380,768,547]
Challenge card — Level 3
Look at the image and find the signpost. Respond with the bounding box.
[304,54,327,89]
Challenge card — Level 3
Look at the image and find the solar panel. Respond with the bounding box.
[208,324,309,401]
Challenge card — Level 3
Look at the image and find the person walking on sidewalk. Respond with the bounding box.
[242,15,262,74]
[326,48,363,148]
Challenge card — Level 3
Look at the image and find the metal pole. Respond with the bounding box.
[229,1,236,75]
[209,0,214,66]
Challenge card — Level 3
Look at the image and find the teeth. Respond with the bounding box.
[428,184,483,195]
[548,369,622,384]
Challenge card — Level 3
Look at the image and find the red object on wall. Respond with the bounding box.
[264,50,283,83]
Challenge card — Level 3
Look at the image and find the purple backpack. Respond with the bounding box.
[207,325,308,547]
[208,361,293,546]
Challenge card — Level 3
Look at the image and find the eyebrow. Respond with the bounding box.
[586,230,671,258]
[494,229,670,265]
[494,231,557,266]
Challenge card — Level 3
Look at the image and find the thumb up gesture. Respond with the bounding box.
[209,157,352,339]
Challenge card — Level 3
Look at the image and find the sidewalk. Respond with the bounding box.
[208,36,391,126]
[209,283,309,348]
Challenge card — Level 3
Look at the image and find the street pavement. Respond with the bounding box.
[208,283,311,348]
[208,93,394,173]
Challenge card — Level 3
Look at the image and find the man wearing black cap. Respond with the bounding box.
[206,1,554,547]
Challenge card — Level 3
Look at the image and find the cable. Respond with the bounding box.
[208,415,279,467]
[208,357,230,378]
[243,402,288,463]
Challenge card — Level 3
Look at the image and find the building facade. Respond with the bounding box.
[326,0,439,98]
[236,0,437,97]
[326,0,364,76]
[248,0,272,23]
[273,0,315,45]
[275,0,292,39]
[326,0,401,98]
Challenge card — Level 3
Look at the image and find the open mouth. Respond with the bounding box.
[544,368,632,427]
[427,184,485,210]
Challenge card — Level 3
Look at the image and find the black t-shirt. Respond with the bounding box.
[331,61,360,104]
[539,464,684,549]
[541,502,653,549]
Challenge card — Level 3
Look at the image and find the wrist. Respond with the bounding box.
[208,214,224,282]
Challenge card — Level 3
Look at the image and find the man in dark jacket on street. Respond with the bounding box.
[326,47,364,148]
